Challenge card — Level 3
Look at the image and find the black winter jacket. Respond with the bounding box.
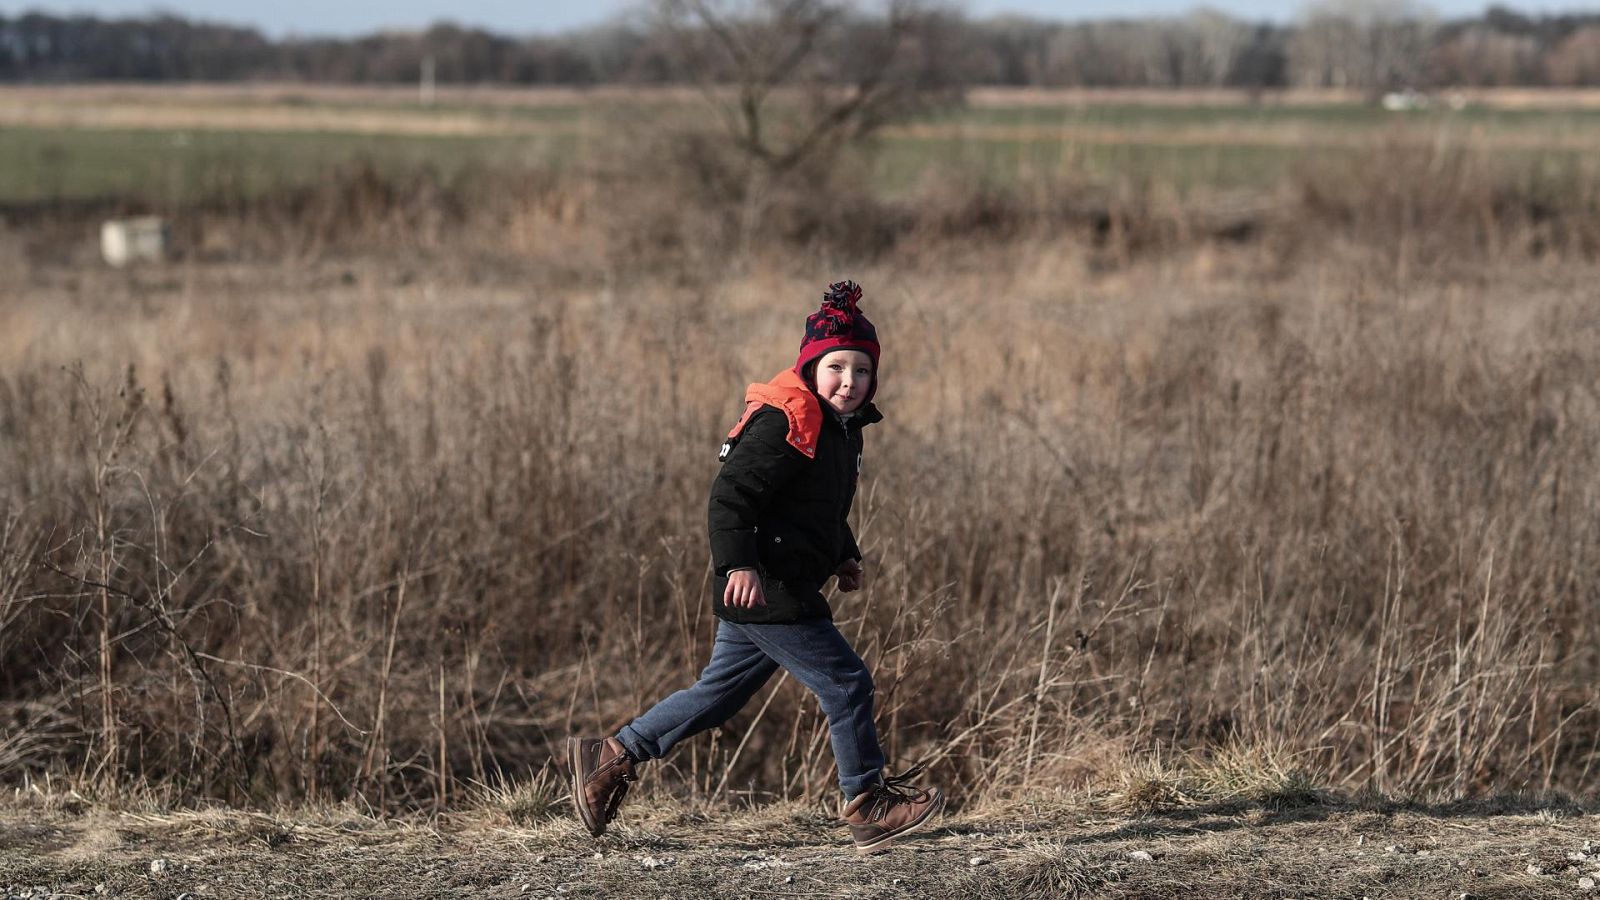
[708,380,881,624]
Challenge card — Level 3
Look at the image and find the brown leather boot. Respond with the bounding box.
[567,736,638,836]
[841,763,945,854]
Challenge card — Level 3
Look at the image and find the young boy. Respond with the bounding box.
[567,280,944,854]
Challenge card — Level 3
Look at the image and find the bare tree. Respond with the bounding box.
[1187,8,1253,86]
[1289,0,1438,97]
[1427,25,1541,86]
[653,0,966,178]
[1545,26,1600,86]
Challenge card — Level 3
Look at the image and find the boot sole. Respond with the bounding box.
[853,789,946,855]
[567,737,604,837]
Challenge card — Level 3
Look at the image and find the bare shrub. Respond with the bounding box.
[1291,138,1600,269]
[653,0,968,179]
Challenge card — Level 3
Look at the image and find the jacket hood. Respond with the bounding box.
[727,369,879,459]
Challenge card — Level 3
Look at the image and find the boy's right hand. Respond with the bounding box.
[724,569,766,609]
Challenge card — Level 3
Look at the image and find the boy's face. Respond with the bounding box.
[814,349,874,414]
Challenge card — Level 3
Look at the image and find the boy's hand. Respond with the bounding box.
[724,568,766,609]
[835,559,865,593]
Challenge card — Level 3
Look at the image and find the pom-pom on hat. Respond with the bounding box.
[795,280,881,400]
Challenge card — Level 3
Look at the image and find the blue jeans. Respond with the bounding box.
[617,618,886,799]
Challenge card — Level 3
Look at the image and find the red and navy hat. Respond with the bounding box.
[795,280,881,399]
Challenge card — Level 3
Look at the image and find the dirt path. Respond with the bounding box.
[1,795,1594,898]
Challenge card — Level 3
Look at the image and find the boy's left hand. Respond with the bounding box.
[835,559,865,592]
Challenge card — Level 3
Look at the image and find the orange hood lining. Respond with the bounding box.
[726,369,824,459]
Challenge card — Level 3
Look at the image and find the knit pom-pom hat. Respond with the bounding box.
[795,280,881,402]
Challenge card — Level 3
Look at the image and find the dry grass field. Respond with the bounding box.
[4,83,1600,894]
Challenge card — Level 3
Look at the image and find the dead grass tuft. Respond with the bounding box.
[1194,742,1335,811]
[984,839,1113,899]
[1090,744,1336,816]
[469,767,566,827]
[1101,756,1202,816]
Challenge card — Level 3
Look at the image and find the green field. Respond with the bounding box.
[869,134,1342,193]
[932,99,1600,129]
[0,128,578,205]
[4,89,1600,206]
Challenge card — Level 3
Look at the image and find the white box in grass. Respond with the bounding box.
[101,217,169,267]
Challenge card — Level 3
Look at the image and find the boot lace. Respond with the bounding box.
[865,761,931,822]
[592,749,638,821]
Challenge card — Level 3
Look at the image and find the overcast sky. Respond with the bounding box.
[3,0,1597,37]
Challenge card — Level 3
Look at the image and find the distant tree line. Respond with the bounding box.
[5,4,1600,90]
